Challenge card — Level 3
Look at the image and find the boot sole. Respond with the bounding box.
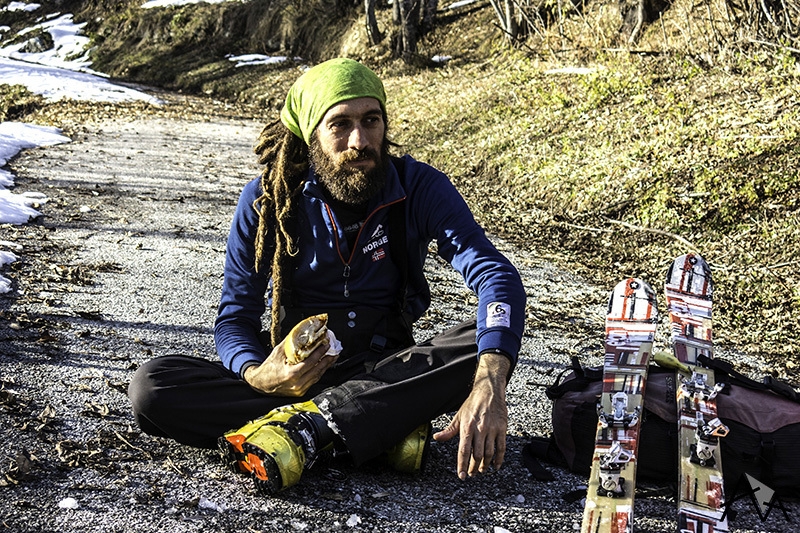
[218,434,251,474]
[243,442,284,495]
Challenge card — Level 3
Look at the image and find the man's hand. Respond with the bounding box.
[243,339,338,396]
[433,352,511,479]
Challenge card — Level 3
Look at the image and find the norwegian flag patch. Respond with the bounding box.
[371,248,386,262]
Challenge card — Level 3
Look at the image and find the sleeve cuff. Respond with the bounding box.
[477,329,520,363]
[238,360,260,380]
[229,350,263,379]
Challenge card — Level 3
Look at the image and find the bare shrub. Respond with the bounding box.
[486,0,800,57]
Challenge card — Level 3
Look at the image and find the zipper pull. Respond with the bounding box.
[343,265,350,298]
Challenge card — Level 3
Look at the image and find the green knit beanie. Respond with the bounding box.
[280,58,387,144]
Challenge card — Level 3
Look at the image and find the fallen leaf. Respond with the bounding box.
[0,388,18,405]
[37,331,58,343]
[38,404,56,423]
[82,402,111,418]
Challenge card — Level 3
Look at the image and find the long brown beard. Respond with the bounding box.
[309,136,389,206]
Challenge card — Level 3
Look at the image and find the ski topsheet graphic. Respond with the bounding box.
[665,253,729,533]
[581,278,658,533]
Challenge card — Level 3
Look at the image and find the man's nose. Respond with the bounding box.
[348,125,369,151]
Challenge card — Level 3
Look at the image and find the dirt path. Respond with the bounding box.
[0,98,793,532]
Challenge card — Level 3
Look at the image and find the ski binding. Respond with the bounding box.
[597,391,641,429]
[597,442,633,498]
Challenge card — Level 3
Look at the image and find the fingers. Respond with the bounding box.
[432,420,458,443]
[432,412,508,480]
[310,341,338,375]
[262,340,337,397]
[458,429,474,480]
[473,436,493,475]
[309,339,331,359]
[458,426,506,479]
[492,434,506,471]
[287,349,335,393]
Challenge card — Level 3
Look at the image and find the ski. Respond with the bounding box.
[581,278,658,533]
[665,253,729,533]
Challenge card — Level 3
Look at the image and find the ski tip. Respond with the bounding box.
[665,253,713,297]
[607,278,658,322]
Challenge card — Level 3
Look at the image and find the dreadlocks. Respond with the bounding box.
[252,119,309,347]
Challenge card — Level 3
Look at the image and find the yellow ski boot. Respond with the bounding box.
[218,413,277,474]
[385,422,432,474]
[222,401,332,495]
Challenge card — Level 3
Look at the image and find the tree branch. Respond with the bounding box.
[605,218,697,250]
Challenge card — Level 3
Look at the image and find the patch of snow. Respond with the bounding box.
[0,12,160,104]
[57,497,80,509]
[0,250,18,294]
[4,2,41,12]
[0,13,92,71]
[0,121,70,179]
[0,58,161,104]
[446,0,479,9]
[0,189,47,225]
[0,122,68,227]
[141,0,241,8]
[227,54,295,67]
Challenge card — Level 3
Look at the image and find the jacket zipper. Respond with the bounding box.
[325,197,405,299]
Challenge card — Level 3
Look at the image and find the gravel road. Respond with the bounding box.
[0,95,794,533]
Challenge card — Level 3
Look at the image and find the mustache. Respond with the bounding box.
[339,148,379,162]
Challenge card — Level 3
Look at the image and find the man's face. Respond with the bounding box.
[310,97,388,206]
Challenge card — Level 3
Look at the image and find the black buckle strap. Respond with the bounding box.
[697,354,800,403]
[544,356,603,400]
[763,375,798,402]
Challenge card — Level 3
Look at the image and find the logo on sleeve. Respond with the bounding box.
[486,302,511,328]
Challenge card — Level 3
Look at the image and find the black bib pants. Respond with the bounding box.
[128,320,479,465]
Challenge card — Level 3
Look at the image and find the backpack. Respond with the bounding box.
[524,356,800,498]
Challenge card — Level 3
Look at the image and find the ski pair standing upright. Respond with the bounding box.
[581,253,728,533]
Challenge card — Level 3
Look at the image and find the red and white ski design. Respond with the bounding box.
[581,278,658,533]
[665,253,729,533]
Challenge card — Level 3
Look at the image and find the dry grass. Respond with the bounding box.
[380,2,800,366]
[0,85,43,122]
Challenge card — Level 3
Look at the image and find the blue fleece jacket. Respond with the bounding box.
[214,155,525,377]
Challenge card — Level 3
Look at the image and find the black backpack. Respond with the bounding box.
[524,357,800,498]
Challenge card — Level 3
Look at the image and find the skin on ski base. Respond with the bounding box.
[666,254,729,533]
[581,279,658,533]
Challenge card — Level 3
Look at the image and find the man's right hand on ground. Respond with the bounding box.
[243,340,338,396]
